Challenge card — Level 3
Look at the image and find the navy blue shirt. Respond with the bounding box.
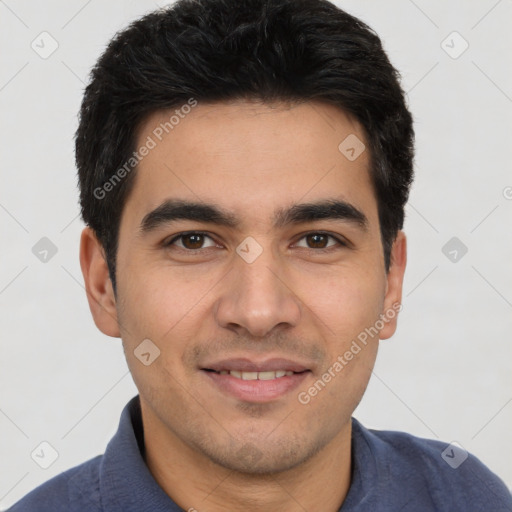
[9,395,512,511]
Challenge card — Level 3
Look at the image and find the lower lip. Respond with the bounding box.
[202,370,310,403]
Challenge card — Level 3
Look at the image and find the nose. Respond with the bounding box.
[214,244,302,338]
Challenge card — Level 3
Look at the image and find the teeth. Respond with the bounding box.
[221,370,295,380]
[258,371,277,380]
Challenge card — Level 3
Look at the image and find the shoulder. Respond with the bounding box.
[7,455,103,512]
[354,419,512,511]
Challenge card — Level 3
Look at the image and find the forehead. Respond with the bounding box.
[123,100,377,229]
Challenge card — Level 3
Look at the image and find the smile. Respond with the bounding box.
[214,370,295,380]
[201,367,311,403]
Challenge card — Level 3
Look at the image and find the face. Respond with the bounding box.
[82,100,406,474]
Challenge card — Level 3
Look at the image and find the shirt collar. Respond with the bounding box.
[98,395,182,512]
[97,395,378,512]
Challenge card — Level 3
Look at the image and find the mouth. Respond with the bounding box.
[204,369,298,380]
[200,358,312,402]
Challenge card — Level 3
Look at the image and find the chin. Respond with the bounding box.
[202,436,325,476]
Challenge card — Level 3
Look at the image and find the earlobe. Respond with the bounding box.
[79,227,121,338]
[379,231,407,340]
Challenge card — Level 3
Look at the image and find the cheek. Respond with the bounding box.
[322,347,377,413]
[119,260,217,338]
[116,263,223,391]
[293,266,385,341]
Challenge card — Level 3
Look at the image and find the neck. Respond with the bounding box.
[141,406,352,512]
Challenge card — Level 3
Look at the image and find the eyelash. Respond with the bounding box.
[164,231,347,252]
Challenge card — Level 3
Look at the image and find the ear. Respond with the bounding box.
[379,231,407,340]
[79,227,120,338]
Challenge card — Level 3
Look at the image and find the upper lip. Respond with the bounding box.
[201,357,310,373]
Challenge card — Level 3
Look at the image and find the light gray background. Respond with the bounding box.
[1,0,511,508]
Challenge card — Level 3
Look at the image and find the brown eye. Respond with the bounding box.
[166,232,217,250]
[295,232,344,250]
[306,233,329,248]
[181,233,205,249]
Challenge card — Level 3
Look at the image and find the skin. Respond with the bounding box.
[80,99,407,512]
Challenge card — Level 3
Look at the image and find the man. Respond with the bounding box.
[9,0,512,510]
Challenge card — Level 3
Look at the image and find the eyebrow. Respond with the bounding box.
[274,199,368,230]
[139,198,368,234]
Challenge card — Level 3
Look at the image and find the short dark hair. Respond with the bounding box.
[76,0,414,294]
